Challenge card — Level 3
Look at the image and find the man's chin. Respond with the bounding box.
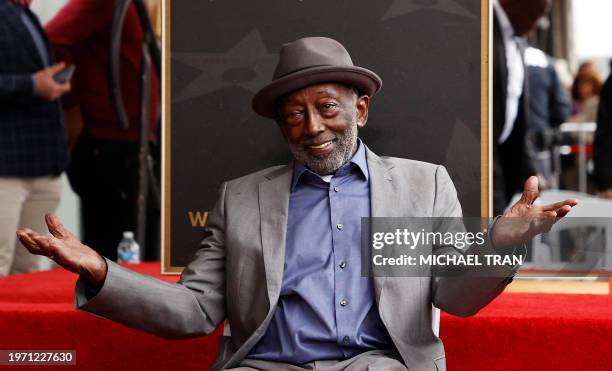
[290,146,347,174]
[303,157,344,175]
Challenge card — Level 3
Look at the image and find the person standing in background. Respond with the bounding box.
[570,62,602,123]
[524,46,571,189]
[492,0,550,215]
[45,0,160,261]
[0,0,70,275]
[558,63,602,191]
[593,73,612,199]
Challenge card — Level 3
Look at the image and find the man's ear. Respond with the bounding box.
[356,95,370,128]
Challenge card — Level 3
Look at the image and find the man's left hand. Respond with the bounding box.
[492,176,578,247]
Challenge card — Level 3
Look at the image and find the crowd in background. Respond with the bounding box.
[0,0,160,276]
[529,53,610,195]
[493,0,611,216]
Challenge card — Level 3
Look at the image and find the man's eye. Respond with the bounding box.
[284,112,303,124]
[321,103,337,111]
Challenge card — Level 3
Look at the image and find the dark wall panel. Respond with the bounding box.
[165,0,488,270]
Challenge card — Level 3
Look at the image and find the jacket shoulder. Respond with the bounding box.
[379,156,442,174]
[377,155,455,192]
[225,164,288,190]
[377,156,461,216]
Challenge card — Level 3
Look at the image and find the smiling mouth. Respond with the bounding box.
[306,138,337,148]
[307,140,334,149]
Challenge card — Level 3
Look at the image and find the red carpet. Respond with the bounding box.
[441,292,612,371]
[0,264,610,371]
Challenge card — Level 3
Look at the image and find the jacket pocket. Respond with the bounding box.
[434,356,446,371]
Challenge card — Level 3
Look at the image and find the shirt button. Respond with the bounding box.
[333,186,340,192]
[337,223,343,230]
[340,299,348,307]
[343,336,350,344]
[339,261,347,269]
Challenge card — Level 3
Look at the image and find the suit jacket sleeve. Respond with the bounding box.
[0,3,35,101]
[548,62,571,128]
[0,74,34,100]
[74,182,228,339]
[430,166,518,317]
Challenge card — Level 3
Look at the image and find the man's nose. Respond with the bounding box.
[304,110,325,136]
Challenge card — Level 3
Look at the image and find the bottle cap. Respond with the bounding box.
[123,231,134,239]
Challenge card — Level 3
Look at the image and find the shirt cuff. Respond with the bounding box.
[488,215,527,269]
[83,280,102,300]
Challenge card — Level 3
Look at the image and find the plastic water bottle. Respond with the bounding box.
[117,231,141,263]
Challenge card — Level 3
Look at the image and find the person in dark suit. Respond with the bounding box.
[524,46,571,189]
[593,73,612,198]
[0,0,70,275]
[492,0,550,215]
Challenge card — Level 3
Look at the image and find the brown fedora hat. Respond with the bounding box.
[252,37,382,119]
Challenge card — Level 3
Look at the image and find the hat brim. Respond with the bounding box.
[252,65,382,119]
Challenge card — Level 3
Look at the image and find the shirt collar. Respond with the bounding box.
[494,1,516,38]
[291,138,369,190]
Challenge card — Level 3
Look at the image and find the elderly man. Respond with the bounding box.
[17,37,576,370]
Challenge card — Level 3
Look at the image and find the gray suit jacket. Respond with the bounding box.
[75,149,516,370]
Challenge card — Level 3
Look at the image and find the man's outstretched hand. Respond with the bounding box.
[16,213,107,287]
[492,176,578,248]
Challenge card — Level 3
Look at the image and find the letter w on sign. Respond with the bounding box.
[188,211,208,227]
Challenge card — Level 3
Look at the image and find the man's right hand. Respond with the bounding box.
[33,63,71,101]
[16,213,107,287]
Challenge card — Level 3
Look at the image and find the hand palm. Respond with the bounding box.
[17,214,106,285]
[492,176,577,247]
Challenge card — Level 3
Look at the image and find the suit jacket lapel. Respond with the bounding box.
[258,164,293,313]
[9,4,45,69]
[222,165,293,371]
[517,39,529,127]
[366,149,395,305]
[25,7,53,65]
[493,13,508,98]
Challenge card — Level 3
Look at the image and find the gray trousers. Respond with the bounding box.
[0,176,62,275]
[229,350,407,371]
